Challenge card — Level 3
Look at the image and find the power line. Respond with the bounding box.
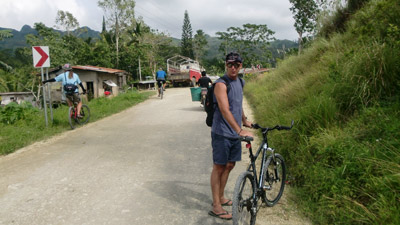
[135,7,180,35]
[135,2,182,38]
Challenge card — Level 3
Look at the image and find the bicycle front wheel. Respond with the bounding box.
[68,107,77,129]
[262,153,286,207]
[77,104,90,125]
[232,172,257,225]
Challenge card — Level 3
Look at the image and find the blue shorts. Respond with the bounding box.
[211,132,242,165]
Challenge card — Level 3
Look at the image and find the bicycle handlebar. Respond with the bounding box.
[251,120,294,133]
[238,120,294,142]
[238,136,254,142]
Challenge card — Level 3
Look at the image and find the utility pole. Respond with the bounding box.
[138,57,142,81]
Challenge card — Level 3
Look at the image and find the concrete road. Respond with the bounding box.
[0,88,246,225]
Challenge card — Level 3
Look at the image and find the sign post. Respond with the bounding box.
[32,46,51,126]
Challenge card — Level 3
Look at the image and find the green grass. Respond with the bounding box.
[0,90,154,155]
[244,0,400,224]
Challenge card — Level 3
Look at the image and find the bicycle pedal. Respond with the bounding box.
[263,185,271,191]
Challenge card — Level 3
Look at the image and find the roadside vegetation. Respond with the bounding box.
[0,90,153,155]
[244,0,400,224]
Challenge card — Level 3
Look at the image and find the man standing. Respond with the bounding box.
[209,52,253,220]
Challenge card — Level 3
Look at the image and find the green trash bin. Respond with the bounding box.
[190,87,201,101]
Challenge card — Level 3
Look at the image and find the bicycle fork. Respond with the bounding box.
[261,144,277,191]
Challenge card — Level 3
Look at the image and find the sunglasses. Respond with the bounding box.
[226,62,241,69]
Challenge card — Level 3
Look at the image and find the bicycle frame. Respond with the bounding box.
[245,132,275,199]
[243,120,293,201]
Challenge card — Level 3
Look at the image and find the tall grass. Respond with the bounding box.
[0,90,153,155]
[244,0,400,224]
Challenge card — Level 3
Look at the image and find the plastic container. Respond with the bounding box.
[190,87,201,101]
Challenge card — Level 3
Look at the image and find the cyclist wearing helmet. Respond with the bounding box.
[43,63,86,118]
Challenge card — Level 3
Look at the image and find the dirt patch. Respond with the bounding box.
[242,98,311,225]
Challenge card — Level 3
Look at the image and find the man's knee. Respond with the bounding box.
[213,164,227,174]
[226,162,236,171]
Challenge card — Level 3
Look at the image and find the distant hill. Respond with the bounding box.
[0,25,101,50]
[170,35,298,60]
[203,36,298,63]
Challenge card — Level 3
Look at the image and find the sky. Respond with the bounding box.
[0,0,298,41]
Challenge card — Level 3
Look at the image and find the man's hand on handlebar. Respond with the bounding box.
[243,120,253,128]
[239,129,254,138]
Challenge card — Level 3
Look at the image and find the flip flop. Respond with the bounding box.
[208,210,232,220]
[211,199,233,206]
[222,199,233,206]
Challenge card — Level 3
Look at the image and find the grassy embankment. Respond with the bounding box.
[0,90,154,155]
[244,0,399,224]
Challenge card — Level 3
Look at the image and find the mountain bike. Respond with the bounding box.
[160,85,164,99]
[157,80,165,99]
[232,121,294,225]
[68,93,90,129]
[200,87,208,111]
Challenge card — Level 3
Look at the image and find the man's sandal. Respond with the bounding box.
[211,199,233,206]
[208,210,232,220]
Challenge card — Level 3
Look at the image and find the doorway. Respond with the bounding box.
[86,82,94,101]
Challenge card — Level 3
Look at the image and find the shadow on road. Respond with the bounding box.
[144,180,231,224]
[179,106,205,112]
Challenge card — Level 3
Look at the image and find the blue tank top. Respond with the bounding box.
[211,75,244,138]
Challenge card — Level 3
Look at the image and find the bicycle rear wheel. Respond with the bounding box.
[262,154,286,207]
[68,107,77,129]
[77,104,90,125]
[160,86,163,99]
[201,94,206,111]
[232,172,257,225]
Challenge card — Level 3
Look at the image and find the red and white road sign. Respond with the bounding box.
[32,46,50,68]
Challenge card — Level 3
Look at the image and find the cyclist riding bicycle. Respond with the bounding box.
[197,71,212,88]
[42,63,86,118]
[198,71,212,107]
[156,67,167,97]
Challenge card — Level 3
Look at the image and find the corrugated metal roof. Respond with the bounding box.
[73,65,126,74]
[37,65,128,76]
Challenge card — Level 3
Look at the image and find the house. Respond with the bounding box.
[0,92,37,107]
[44,65,127,103]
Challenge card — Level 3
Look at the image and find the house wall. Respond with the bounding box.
[76,71,99,98]
[98,73,120,97]
[0,93,36,107]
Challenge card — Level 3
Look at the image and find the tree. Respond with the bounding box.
[102,16,107,33]
[289,0,319,54]
[0,30,12,41]
[55,10,80,35]
[193,29,208,62]
[0,30,13,71]
[98,0,136,68]
[216,23,275,67]
[181,10,194,58]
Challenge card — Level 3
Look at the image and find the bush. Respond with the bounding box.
[0,102,39,125]
[245,0,400,224]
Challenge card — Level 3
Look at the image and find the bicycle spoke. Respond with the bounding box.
[77,105,90,125]
[233,172,256,225]
[262,154,286,207]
